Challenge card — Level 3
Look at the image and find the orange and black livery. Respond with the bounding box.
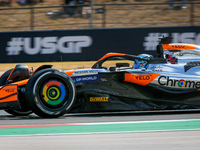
[1,37,200,118]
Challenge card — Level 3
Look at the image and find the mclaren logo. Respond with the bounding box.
[158,76,200,88]
[3,88,17,92]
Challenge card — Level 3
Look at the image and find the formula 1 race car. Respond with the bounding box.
[1,37,200,118]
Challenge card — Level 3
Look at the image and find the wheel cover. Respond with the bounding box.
[41,80,67,107]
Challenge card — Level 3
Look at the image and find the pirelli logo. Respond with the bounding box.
[90,97,109,102]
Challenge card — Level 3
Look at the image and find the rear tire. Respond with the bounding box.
[25,69,76,118]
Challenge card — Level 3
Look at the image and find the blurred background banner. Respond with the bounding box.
[0,1,200,63]
[0,25,200,63]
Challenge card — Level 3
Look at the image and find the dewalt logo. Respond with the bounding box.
[90,97,109,102]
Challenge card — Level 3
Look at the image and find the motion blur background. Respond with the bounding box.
[0,0,200,63]
[0,0,199,31]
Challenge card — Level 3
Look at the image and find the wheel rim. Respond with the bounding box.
[40,80,68,108]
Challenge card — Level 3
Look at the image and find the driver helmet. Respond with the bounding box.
[133,54,153,69]
[169,55,178,64]
[164,52,178,64]
[164,52,172,61]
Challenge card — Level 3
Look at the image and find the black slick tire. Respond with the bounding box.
[25,69,76,118]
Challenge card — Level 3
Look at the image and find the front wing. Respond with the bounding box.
[0,84,20,109]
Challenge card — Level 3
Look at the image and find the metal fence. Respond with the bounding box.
[0,2,200,31]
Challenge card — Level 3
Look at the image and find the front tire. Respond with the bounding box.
[0,69,13,85]
[25,69,76,118]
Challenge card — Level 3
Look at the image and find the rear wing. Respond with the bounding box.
[157,36,200,58]
[157,37,173,58]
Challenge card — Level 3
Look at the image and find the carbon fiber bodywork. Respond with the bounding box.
[69,69,200,113]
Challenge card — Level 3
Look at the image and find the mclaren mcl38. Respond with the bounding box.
[0,37,200,118]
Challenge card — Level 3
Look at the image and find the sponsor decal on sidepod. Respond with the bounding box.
[158,76,200,88]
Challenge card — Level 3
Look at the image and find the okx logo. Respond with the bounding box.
[6,36,92,55]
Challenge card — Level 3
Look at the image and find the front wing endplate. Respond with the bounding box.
[0,84,20,109]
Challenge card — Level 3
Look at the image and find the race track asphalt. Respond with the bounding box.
[0,110,200,150]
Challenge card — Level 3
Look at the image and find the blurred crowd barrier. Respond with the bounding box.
[0,2,199,31]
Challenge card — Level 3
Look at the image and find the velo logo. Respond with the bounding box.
[6,36,92,55]
[133,74,152,80]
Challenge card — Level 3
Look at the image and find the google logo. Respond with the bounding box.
[178,79,186,87]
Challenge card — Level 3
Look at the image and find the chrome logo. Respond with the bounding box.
[42,80,66,105]
[158,76,200,88]
[178,79,186,87]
